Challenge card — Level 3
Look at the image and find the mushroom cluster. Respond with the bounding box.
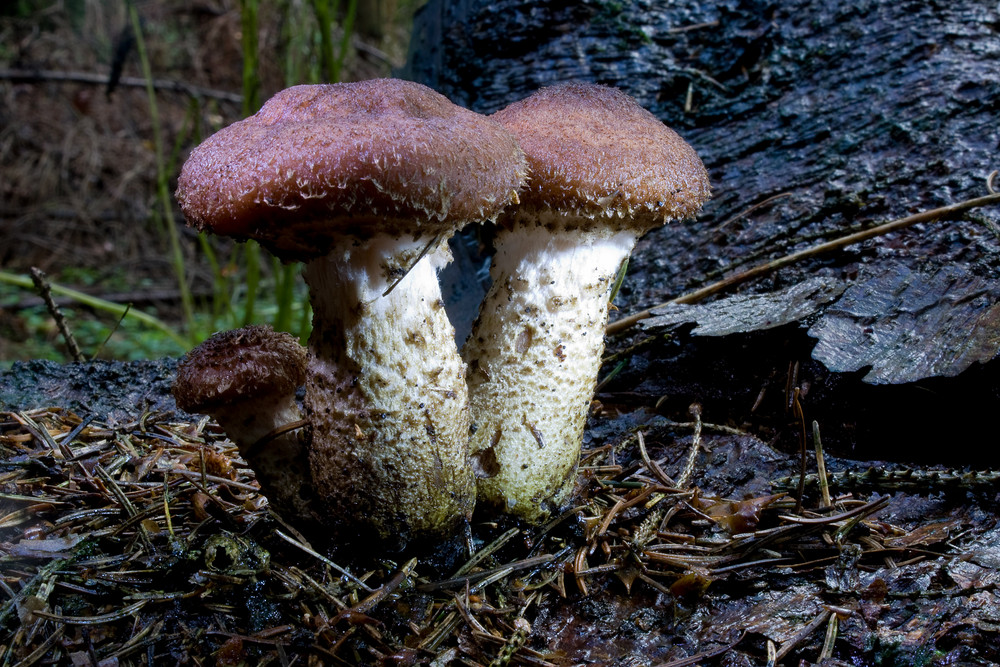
[176,79,526,546]
[173,79,709,544]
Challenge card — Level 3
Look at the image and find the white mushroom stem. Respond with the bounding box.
[303,232,475,543]
[211,394,302,451]
[463,221,639,521]
[210,395,313,520]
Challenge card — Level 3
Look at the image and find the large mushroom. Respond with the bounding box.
[176,80,527,545]
[173,325,315,522]
[464,83,711,522]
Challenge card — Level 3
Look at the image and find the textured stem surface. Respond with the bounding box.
[464,225,637,521]
[305,235,475,545]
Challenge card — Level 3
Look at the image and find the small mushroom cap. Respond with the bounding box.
[176,79,527,261]
[492,82,710,230]
[173,325,307,414]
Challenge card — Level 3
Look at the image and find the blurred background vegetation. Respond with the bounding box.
[0,0,419,368]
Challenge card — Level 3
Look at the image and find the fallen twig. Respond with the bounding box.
[773,609,832,661]
[0,407,977,665]
[0,67,242,103]
[607,188,1000,334]
[29,267,83,362]
[675,403,703,489]
[653,631,746,666]
[636,430,676,487]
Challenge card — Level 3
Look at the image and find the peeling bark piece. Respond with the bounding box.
[641,277,845,337]
[809,263,1000,384]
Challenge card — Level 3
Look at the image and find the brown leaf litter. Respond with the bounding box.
[2,408,1000,665]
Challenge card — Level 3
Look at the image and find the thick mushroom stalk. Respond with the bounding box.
[465,224,637,518]
[465,83,711,522]
[172,326,316,523]
[304,234,473,542]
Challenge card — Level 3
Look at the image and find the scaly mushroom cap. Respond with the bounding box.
[176,79,527,261]
[492,82,711,230]
[173,325,307,414]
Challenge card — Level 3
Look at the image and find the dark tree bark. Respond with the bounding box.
[407,0,1000,385]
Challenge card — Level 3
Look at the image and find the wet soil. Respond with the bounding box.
[0,358,180,421]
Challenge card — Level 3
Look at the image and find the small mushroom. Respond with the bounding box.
[176,80,526,545]
[173,325,315,521]
[464,83,711,521]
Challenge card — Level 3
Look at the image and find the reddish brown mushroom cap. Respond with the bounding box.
[173,325,306,414]
[492,82,711,229]
[176,79,527,261]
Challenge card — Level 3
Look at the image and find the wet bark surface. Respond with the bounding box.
[0,358,181,420]
[412,0,1000,385]
[406,0,1000,501]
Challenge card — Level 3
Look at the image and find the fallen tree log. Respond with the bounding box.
[408,0,1000,384]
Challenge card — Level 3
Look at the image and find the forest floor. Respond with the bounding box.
[2,348,1000,665]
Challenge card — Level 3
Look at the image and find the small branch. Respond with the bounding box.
[246,419,309,458]
[813,420,832,509]
[0,68,242,104]
[714,191,793,231]
[654,631,746,667]
[666,20,720,34]
[773,609,832,661]
[340,558,416,616]
[417,554,558,592]
[791,387,807,515]
[382,234,439,297]
[30,267,84,362]
[92,303,131,360]
[675,403,703,489]
[636,430,676,487]
[607,189,1000,335]
[273,529,373,591]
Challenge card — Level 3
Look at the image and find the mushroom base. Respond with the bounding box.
[304,234,476,547]
[213,395,315,522]
[463,224,638,522]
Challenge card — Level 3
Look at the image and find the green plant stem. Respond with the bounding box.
[236,0,265,330]
[242,241,260,327]
[310,0,336,81]
[196,234,229,331]
[333,0,358,83]
[127,0,196,340]
[273,258,299,333]
[240,0,261,115]
[297,300,312,345]
[0,270,188,350]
